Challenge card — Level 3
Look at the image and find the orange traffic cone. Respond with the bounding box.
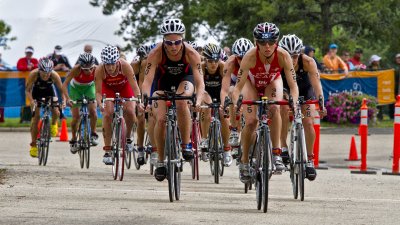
[59,118,69,142]
[345,135,359,161]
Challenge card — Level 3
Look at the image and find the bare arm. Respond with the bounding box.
[220,60,232,103]
[95,64,104,106]
[25,69,38,106]
[142,48,160,99]
[51,71,66,105]
[232,49,255,105]
[62,65,80,101]
[304,55,324,108]
[121,59,140,97]
[279,48,299,105]
[187,48,205,106]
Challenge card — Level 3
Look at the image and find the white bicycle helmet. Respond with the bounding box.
[232,38,254,58]
[77,53,95,66]
[101,45,119,64]
[253,22,280,41]
[38,57,54,73]
[279,34,303,55]
[186,41,198,49]
[160,18,185,35]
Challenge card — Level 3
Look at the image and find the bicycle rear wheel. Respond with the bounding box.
[42,118,51,166]
[298,125,305,201]
[118,117,126,181]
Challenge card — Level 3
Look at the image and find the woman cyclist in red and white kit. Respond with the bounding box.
[231,22,299,183]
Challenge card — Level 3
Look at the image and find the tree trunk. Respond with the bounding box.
[320,1,332,54]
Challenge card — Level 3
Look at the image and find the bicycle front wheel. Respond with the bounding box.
[166,121,175,202]
[111,119,119,180]
[78,119,85,169]
[262,128,272,213]
[289,126,298,199]
[298,125,306,201]
[117,117,126,181]
[42,118,51,166]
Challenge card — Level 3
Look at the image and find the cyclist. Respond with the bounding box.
[142,18,205,181]
[131,44,156,165]
[25,57,66,157]
[95,45,141,165]
[278,34,325,181]
[62,53,99,154]
[231,22,299,183]
[198,43,232,166]
[221,38,254,155]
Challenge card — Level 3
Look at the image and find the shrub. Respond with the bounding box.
[325,92,378,124]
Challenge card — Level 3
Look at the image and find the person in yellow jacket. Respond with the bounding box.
[323,43,348,76]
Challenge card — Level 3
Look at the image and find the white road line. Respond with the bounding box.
[7,185,400,203]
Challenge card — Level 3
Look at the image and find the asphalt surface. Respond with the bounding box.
[1,131,399,225]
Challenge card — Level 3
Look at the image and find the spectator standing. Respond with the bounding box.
[304,45,323,71]
[16,46,38,71]
[368,55,381,71]
[0,52,13,70]
[48,45,72,71]
[75,44,99,65]
[348,48,366,70]
[323,43,349,75]
[341,50,355,70]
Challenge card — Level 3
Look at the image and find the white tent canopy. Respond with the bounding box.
[0,0,130,66]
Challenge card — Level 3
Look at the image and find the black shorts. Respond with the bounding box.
[32,85,57,104]
[152,67,194,92]
[205,87,221,102]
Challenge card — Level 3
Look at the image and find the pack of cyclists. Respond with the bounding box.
[26,18,325,184]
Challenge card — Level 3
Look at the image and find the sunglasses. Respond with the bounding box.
[164,39,183,46]
[81,64,94,70]
[290,54,300,59]
[207,58,219,63]
[256,39,276,46]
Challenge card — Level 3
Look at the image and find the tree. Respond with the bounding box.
[0,20,14,49]
[89,0,202,50]
[90,0,400,64]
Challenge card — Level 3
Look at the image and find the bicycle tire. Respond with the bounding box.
[262,128,271,213]
[78,119,85,169]
[298,125,305,201]
[118,117,126,181]
[191,120,200,180]
[111,119,119,180]
[174,128,181,200]
[218,130,224,177]
[38,118,45,166]
[42,118,51,166]
[166,120,175,202]
[132,125,140,170]
[85,117,91,169]
[212,123,219,184]
[289,126,299,199]
[254,134,262,210]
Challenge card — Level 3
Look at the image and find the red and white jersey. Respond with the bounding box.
[103,61,128,90]
[247,46,281,93]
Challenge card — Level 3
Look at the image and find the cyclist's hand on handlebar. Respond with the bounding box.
[137,102,145,113]
[319,107,327,118]
[144,104,152,113]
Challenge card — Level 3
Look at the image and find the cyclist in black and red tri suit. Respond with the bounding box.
[142,18,205,181]
[278,34,325,181]
[198,43,232,166]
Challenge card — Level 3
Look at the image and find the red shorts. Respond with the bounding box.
[102,81,134,98]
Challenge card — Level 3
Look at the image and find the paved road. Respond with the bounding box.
[1,131,399,225]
